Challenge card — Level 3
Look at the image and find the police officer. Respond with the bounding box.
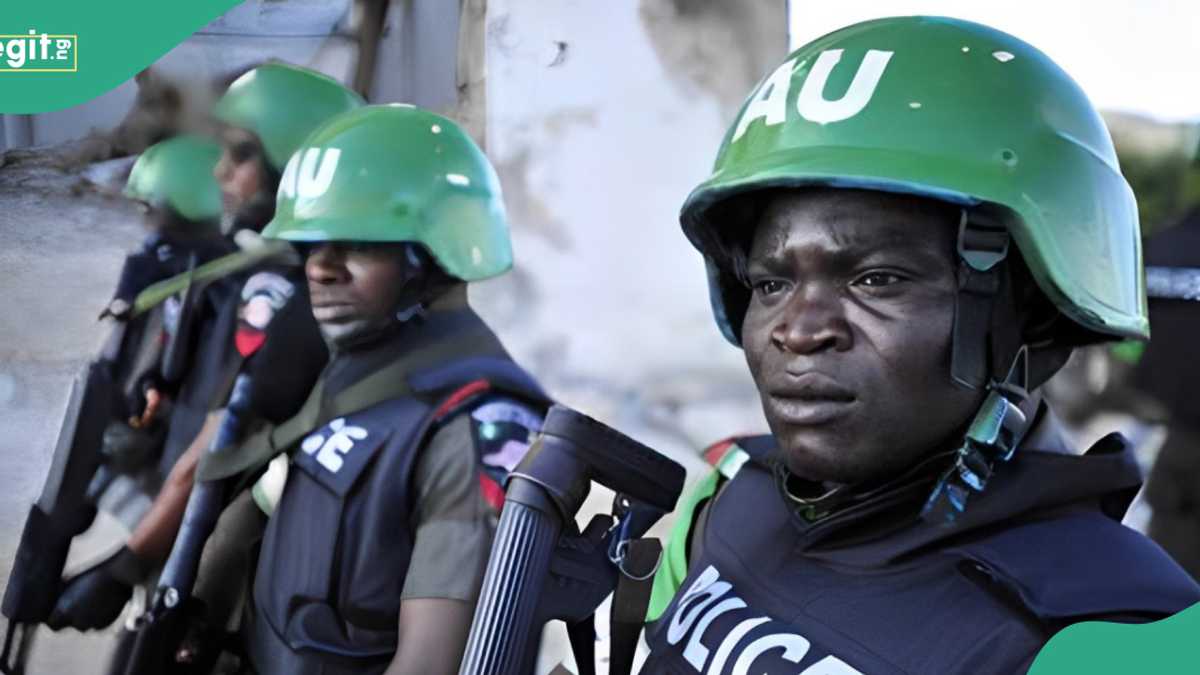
[190,104,550,674]
[47,64,359,651]
[103,134,230,444]
[41,134,230,635]
[643,17,1200,674]
[110,134,229,319]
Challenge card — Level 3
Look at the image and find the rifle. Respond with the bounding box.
[0,320,124,675]
[121,374,254,675]
[0,255,203,675]
[460,405,686,675]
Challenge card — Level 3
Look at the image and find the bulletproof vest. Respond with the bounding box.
[112,231,231,305]
[158,277,240,477]
[642,442,1199,675]
[246,346,548,675]
[158,265,321,481]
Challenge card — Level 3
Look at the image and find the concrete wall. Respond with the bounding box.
[472,1,787,667]
[475,0,785,465]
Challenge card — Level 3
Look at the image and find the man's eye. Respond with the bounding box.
[855,272,904,287]
[230,141,260,164]
[752,279,788,296]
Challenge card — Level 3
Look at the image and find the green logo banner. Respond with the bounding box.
[0,1,238,113]
[1030,601,1200,673]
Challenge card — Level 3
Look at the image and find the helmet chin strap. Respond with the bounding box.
[950,210,1011,390]
[923,211,1038,523]
[922,347,1038,523]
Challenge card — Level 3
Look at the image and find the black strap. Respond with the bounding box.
[565,619,595,675]
[132,240,296,317]
[950,213,1010,390]
[195,320,501,482]
[608,539,662,675]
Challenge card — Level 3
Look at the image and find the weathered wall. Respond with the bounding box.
[475,0,785,455]
[472,1,787,668]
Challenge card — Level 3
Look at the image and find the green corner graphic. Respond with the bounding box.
[0,1,238,113]
[1029,601,1200,673]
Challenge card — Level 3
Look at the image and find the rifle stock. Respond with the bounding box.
[460,406,685,675]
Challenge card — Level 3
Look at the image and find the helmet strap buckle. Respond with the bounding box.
[956,211,1009,272]
[922,348,1036,524]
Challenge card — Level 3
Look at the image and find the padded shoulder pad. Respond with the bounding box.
[407,356,549,404]
[948,511,1200,621]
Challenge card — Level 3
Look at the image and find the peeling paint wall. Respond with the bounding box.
[641,0,789,117]
[472,5,785,665]
[476,0,786,461]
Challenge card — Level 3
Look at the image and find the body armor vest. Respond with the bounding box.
[246,339,548,675]
[642,438,1199,674]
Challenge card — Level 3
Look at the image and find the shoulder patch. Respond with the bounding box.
[240,271,295,328]
[236,271,295,357]
[470,397,544,512]
[472,398,543,473]
[702,437,751,480]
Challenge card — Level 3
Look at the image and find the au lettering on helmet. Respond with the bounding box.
[262,104,514,281]
[733,48,894,141]
[278,147,341,202]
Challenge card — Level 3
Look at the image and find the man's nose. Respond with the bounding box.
[305,244,349,285]
[771,283,853,354]
[213,153,232,183]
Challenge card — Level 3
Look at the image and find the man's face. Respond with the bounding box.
[740,189,983,485]
[214,127,267,215]
[305,243,409,346]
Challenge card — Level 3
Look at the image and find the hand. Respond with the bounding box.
[174,610,225,674]
[46,546,149,631]
[131,388,163,429]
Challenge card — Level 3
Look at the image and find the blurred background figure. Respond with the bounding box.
[1131,205,1200,580]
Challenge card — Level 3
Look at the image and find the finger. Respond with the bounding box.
[140,389,162,426]
[45,607,69,631]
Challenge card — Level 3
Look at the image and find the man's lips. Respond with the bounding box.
[310,300,359,323]
[764,372,857,425]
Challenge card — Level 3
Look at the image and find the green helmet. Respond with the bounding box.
[124,135,222,221]
[213,63,365,171]
[682,16,1146,348]
[262,104,513,281]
